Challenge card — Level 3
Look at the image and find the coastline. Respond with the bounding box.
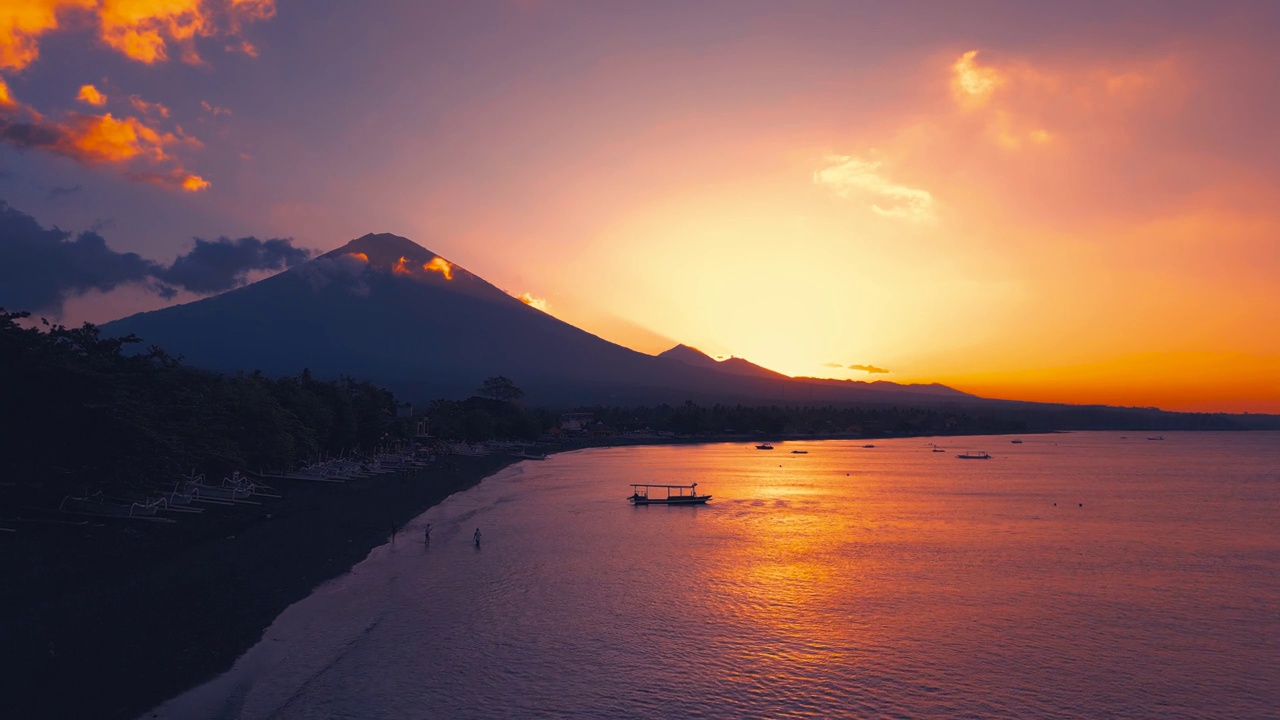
[0,454,520,720]
[0,428,1093,719]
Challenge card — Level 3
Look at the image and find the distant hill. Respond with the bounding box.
[656,344,790,380]
[102,233,978,407]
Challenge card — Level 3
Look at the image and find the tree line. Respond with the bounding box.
[0,310,403,505]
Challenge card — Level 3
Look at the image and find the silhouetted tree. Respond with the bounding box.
[478,375,523,404]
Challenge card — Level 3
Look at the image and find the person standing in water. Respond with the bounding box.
[473,527,482,548]
[423,523,432,543]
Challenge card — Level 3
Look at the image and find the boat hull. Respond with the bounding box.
[629,496,711,505]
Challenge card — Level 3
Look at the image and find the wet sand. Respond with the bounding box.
[0,455,519,720]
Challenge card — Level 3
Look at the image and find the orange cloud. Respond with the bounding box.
[951,50,1004,107]
[392,256,410,275]
[346,252,369,263]
[518,292,547,311]
[0,0,275,70]
[200,99,231,117]
[69,112,175,162]
[0,83,206,191]
[423,256,453,280]
[127,94,169,117]
[0,0,95,71]
[76,83,106,106]
[98,0,208,64]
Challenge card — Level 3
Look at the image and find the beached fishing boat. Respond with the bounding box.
[60,493,156,518]
[628,483,711,505]
[956,451,992,460]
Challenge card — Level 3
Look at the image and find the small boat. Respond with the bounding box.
[1147,436,1164,441]
[628,483,711,505]
[755,444,774,450]
[862,444,875,449]
[932,447,946,453]
[956,451,991,460]
[790,450,808,454]
[1010,439,1023,444]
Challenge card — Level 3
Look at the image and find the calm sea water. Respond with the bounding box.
[151,432,1280,719]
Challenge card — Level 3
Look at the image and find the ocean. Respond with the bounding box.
[149,432,1280,719]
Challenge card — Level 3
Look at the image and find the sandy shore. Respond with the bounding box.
[0,454,520,720]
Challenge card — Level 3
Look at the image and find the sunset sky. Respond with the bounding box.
[2,1,1278,412]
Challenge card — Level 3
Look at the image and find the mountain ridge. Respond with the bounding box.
[101,232,976,406]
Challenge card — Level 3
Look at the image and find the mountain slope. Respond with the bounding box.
[103,233,974,406]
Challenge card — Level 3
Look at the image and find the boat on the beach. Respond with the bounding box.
[755,443,774,450]
[956,451,992,460]
[512,451,547,460]
[60,493,159,518]
[628,483,711,505]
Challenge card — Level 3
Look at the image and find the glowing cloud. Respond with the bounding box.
[0,0,95,71]
[0,0,275,70]
[951,50,1004,107]
[346,252,369,262]
[0,83,206,191]
[70,112,174,162]
[392,256,410,275]
[848,364,890,374]
[97,0,207,64]
[423,256,453,280]
[200,99,230,116]
[814,155,934,221]
[76,83,106,106]
[127,94,169,117]
[518,292,547,311]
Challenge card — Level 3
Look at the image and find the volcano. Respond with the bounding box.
[102,233,973,406]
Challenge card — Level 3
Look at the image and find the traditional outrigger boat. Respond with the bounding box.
[956,451,992,460]
[628,483,711,505]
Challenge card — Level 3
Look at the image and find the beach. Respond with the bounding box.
[0,454,519,720]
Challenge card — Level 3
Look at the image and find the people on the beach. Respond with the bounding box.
[424,523,432,543]
[473,527,482,547]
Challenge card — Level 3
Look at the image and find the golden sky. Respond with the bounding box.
[2,2,1277,412]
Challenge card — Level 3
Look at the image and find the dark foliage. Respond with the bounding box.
[0,309,403,507]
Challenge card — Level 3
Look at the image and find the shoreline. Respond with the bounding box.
[0,428,1147,719]
[0,454,520,720]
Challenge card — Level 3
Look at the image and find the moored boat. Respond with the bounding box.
[628,483,711,505]
[956,451,992,460]
[755,443,774,450]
